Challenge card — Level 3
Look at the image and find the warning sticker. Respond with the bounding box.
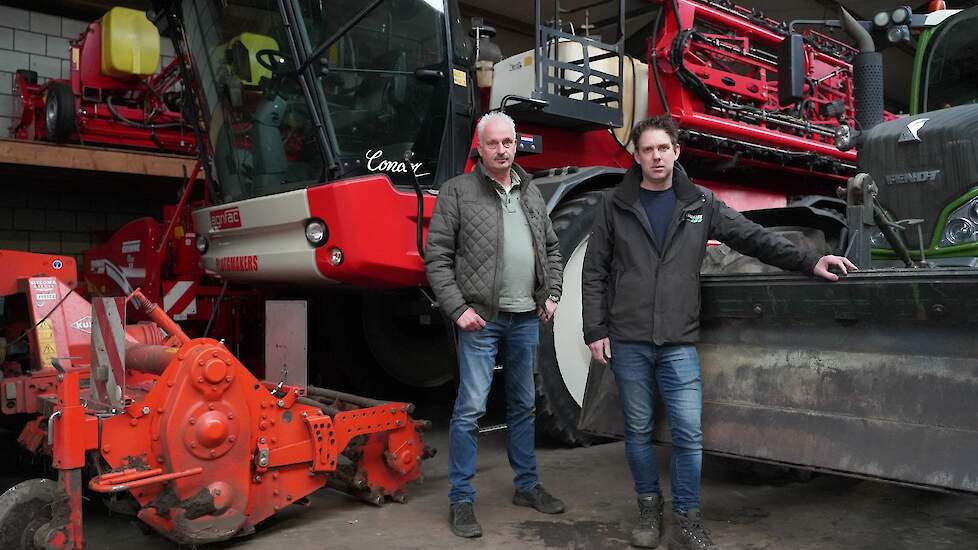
[122,240,141,253]
[36,319,57,369]
[453,68,467,87]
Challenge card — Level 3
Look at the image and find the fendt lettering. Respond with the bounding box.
[884,170,941,185]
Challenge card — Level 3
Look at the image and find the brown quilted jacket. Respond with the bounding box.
[424,162,563,322]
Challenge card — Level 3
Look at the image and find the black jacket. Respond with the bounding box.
[582,165,819,345]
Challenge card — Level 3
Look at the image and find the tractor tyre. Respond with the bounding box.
[535,190,606,445]
[0,478,67,550]
[44,81,75,143]
[701,226,831,275]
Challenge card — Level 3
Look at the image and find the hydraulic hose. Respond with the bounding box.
[106,94,189,130]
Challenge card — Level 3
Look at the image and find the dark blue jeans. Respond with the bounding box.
[449,311,540,504]
[610,340,703,513]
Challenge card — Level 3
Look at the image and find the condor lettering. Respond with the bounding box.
[217,255,259,272]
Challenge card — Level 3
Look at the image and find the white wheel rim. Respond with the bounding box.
[552,237,593,407]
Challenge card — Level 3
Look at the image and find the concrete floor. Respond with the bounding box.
[69,421,978,550]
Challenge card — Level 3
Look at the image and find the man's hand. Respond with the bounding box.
[813,255,858,281]
[588,337,611,365]
[456,307,487,332]
[538,298,558,324]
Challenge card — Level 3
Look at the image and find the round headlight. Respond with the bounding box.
[869,228,889,249]
[195,234,208,253]
[890,7,910,25]
[873,11,890,27]
[886,26,910,44]
[305,219,327,246]
[834,124,853,151]
[945,218,977,245]
[328,247,344,266]
[970,199,978,221]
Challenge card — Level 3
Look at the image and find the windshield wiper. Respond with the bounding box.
[296,0,386,75]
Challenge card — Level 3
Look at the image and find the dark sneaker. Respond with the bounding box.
[669,508,719,550]
[631,494,664,548]
[513,484,566,514]
[450,502,483,538]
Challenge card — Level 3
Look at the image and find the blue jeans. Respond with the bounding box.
[610,340,703,513]
[449,311,540,504]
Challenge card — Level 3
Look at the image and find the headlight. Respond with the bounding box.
[890,7,910,25]
[886,26,910,45]
[834,124,853,151]
[328,247,344,266]
[869,228,890,249]
[940,196,978,247]
[305,219,328,247]
[873,11,890,27]
[944,218,977,246]
[195,234,208,253]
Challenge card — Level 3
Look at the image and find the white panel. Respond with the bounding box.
[264,300,308,388]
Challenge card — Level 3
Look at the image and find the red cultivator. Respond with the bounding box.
[0,251,432,548]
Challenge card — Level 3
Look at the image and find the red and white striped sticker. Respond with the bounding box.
[163,280,197,320]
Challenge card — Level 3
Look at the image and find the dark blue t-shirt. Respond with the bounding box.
[639,187,677,248]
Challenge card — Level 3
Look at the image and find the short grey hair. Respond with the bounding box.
[477,111,516,141]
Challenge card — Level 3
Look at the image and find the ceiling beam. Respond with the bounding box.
[459,1,535,36]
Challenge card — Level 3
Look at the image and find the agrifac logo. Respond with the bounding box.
[884,170,941,185]
[210,207,242,230]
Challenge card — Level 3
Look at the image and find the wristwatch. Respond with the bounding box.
[548,295,560,304]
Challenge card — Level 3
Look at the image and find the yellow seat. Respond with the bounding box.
[101,7,160,78]
[226,33,280,86]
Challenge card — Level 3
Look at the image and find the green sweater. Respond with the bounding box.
[491,171,536,313]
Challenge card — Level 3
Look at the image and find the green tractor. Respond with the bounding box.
[842,5,978,266]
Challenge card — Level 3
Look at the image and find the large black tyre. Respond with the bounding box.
[0,478,66,550]
[536,190,606,445]
[44,81,75,143]
[701,226,831,275]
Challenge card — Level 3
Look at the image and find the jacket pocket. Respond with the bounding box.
[609,269,630,320]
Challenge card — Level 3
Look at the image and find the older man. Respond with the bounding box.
[425,111,565,538]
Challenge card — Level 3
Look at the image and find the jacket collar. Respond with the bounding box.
[613,163,701,208]
[474,161,532,191]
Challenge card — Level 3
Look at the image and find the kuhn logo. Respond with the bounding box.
[884,170,940,185]
[210,207,242,230]
[71,316,92,333]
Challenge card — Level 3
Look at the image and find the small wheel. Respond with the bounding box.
[44,81,75,143]
[0,478,66,550]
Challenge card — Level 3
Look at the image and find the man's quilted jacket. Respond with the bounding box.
[424,162,563,322]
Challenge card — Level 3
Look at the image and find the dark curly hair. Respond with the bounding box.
[630,115,680,148]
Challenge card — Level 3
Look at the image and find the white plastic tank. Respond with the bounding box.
[489,38,650,150]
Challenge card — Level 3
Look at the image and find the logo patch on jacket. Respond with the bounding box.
[685,213,703,223]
